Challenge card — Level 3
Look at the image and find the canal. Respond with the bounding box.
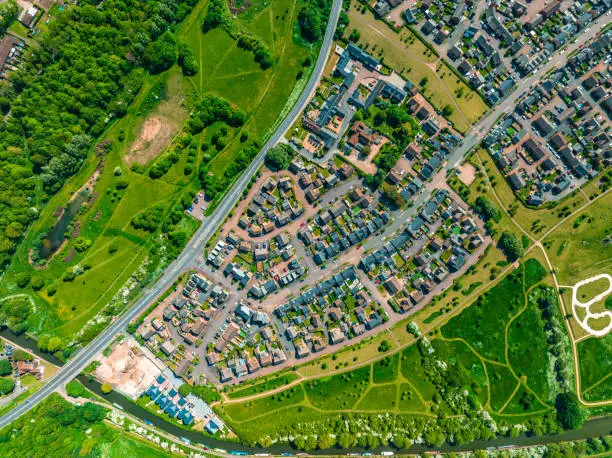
[2,329,610,454]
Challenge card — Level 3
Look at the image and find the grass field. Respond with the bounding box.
[467,148,590,239]
[181,0,315,180]
[216,347,440,443]
[0,0,319,346]
[217,261,563,443]
[576,277,609,302]
[226,372,300,399]
[345,3,487,133]
[440,258,571,412]
[543,192,612,286]
[222,385,306,422]
[442,260,546,363]
[577,334,612,402]
[305,365,371,410]
[104,435,173,458]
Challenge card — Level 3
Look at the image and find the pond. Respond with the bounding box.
[38,190,89,259]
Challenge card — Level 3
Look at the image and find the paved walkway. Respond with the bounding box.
[562,274,612,338]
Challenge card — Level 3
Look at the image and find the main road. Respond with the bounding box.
[0,0,343,430]
[444,18,608,173]
[0,3,605,431]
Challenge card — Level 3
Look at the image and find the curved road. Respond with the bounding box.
[0,0,605,432]
[0,0,342,430]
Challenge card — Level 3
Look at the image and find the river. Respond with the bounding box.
[1,329,610,454]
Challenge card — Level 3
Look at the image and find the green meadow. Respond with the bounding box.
[543,193,612,286]
[216,259,573,444]
[578,334,612,402]
[0,0,319,348]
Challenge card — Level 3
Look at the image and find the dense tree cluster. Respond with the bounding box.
[149,147,181,179]
[555,392,585,430]
[187,95,246,134]
[11,349,33,362]
[178,41,199,76]
[0,394,110,456]
[0,296,33,334]
[534,290,573,394]
[73,237,92,253]
[66,379,86,398]
[0,359,11,376]
[144,31,177,74]
[498,230,523,261]
[359,103,419,191]
[474,195,501,223]
[335,11,349,40]
[0,377,14,395]
[0,0,198,270]
[131,205,165,232]
[265,144,293,171]
[237,33,274,70]
[298,0,331,42]
[373,144,402,172]
[191,384,221,403]
[201,0,228,32]
[365,143,403,190]
[0,0,18,34]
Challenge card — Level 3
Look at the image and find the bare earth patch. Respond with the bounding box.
[125,113,180,166]
[125,74,187,165]
[94,336,163,399]
[457,163,476,186]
